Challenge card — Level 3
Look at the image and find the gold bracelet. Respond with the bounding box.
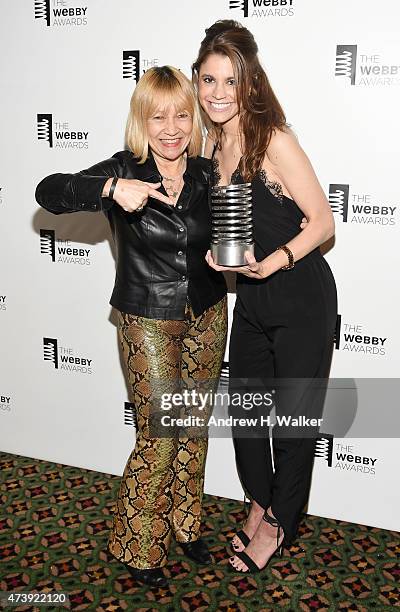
[276,245,294,270]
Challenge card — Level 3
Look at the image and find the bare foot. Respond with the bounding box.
[230,508,284,572]
[231,500,264,552]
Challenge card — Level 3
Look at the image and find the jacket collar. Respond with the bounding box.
[130,150,209,185]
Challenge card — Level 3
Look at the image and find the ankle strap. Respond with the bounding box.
[263,510,283,548]
[263,510,280,528]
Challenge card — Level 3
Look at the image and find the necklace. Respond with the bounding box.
[161,172,183,181]
[159,158,186,201]
[161,175,184,199]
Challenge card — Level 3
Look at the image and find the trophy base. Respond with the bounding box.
[211,243,254,267]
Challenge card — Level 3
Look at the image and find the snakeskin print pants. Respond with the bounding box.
[108,297,227,569]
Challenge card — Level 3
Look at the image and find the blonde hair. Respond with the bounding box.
[125,66,203,162]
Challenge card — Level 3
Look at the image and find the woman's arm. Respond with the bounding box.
[35,156,123,215]
[268,128,334,245]
[35,153,171,215]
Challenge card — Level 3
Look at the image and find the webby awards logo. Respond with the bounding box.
[334,315,388,357]
[34,0,88,27]
[40,229,92,265]
[122,50,159,82]
[335,44,400,87]
[229,0,294,18]
[328,184,397,227]
[0,394,12,414]
[124,402,138,428]
[43,337,93,374]
[315,435,378,476]
[37,114,89,149]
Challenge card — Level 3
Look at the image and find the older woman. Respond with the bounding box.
[35,66,227,587]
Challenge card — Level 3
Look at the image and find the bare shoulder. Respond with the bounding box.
[266,126,303,164]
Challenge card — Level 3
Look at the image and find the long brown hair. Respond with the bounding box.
[192,20,286,181]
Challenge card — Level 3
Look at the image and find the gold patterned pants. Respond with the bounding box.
[108,297,227,569]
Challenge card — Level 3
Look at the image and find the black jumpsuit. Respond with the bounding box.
[214,161,338,545]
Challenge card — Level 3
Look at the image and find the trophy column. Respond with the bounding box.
[210,182,254,267]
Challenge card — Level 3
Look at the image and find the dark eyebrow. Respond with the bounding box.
[200,73,236,81]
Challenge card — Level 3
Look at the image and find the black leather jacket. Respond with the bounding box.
[35,150,227,319]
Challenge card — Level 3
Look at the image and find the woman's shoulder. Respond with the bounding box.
[269,125,298,149]
[111,150,155,175]
[76,150,139,181]
[265,126,302,166]
[112,149,140,164]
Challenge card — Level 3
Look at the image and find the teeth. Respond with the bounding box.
[162,138,179,143]
[210,102,231,109]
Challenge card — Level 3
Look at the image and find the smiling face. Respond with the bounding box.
[198,53,239,128]
[147,103,193,163]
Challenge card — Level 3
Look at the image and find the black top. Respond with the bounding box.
[211,157,322,277]
[36,150,227,319]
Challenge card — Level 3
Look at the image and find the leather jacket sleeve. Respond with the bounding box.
[35,152,226,319]
[35,154,124,215]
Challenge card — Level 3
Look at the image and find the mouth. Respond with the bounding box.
[207,101,232,111]
[159,137,182,147]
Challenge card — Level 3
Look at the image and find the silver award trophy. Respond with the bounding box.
[210,182,254,266]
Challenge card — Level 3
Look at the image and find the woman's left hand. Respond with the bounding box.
[205,250,269,279]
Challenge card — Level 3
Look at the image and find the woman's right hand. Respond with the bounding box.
[102,178,172,212]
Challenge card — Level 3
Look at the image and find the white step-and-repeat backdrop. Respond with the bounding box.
[0,0,399,532]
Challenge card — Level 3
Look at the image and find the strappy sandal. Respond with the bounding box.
[230,509,284,574]
[231,495,251,551]
[231,529,250,551]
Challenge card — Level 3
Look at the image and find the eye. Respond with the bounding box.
[202,76,214,84]
[177,113,189,119]
[227,78,237,86]
[152,115,164,121]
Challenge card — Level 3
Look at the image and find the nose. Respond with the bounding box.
[164,115,179,135]
[211,80,227,100]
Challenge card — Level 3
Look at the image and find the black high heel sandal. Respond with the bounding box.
[231,495,251,551]
[230,509,284,574]
[231,529,251,550]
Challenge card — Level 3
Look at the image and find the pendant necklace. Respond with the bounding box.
[161,175,182,200]
[159,158,186,202]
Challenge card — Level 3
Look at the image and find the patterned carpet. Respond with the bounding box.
[0,452,399,611]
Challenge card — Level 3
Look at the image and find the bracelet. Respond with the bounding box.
[108,176,118,200]
[276,244,294,270]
